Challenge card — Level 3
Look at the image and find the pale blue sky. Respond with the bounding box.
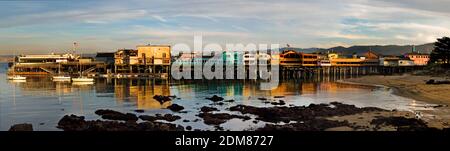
[0,0,449,55]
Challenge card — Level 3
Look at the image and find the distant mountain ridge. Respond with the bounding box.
[280,43,435,56]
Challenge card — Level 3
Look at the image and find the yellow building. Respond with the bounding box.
[137,45,171,65]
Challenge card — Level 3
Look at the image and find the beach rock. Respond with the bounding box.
[134,109,145,113]
[57,114,184,131]
[271,100,286,106]
[153,95,172,104]
[370,116,438,131]
[9,123,33,131]
[224,100,235,102]
[167,104,185,112]
[258,98,268,101]
[201,106,219,113]
[183,119,190,122]
[257,119,349,131]
[426,79,435,84]
[57,115,88,131]
[206,95,224,102]
[229,102,386,123]
[186,126,192,130]
[274,96,285,98]
[139,114,181,122]
[95,109,138,122]
[198,112,251,125]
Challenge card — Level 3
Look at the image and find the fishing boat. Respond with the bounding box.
[52,62,71,81]
[71,42,94,83]
[72,77,94,82]
[8,75,27,80]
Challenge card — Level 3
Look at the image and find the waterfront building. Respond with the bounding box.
[243,52,257,65]
[114,44,171,76]
[9,53,106,76]
[398,59,415,66]
[379,56,400,66]
[300,53,319,67]
[405,52,430,66]
[280,50,301,67]
[136,44,171,66]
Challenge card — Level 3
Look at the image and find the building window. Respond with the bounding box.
[162,53,166,58]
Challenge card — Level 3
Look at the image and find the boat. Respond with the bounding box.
[52,75,71,81]
[52,63,71,81]
[72,77,94,82]
[71,42,94,83]
[8,75,27,80]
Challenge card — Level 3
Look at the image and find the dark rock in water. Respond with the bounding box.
[134,109,145,113]
[193,119,201,122]
[167,104,185,112]
[271,100,286,106]
[57,114,184,131]
[57,115,88,131]
[139,114,181,122]
[214,126,224,131]
[39,123,45,125]
[183,119,190,122]
[9,123,33,131]
[257,119,349,131]
[274,96,285,98]
[230,102,385,123]
[224,100,235,102]
[176,125,185,131]
[426,79,435,84]
[253,120,259,124]
[426,79,450,85]
[258,98,268,101]
[206,95,224,102]
[186,126,192,130]
[370,116,438,131]
[201,106,219,113]
[216,102,225,106]
[95,109,138,122]
[153,95,172,104]
[198,112,251,125]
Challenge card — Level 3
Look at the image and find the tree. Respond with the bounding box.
[430,37,450,67]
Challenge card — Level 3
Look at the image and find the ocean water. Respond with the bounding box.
[0,63,433,131]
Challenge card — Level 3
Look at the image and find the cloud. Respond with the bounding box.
[1,0,450,54]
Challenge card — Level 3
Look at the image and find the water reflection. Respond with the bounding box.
[6,77,377,111]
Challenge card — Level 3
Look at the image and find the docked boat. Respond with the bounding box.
[7,75,27,80]
[52,75,71,81]
[72,77,94,82]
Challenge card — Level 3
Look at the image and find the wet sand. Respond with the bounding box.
[342,74,450,129]
[344,74,450,105]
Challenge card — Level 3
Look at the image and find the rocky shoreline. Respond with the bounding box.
[8,94,450,131]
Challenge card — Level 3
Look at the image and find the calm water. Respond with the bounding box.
[0,63,434,131]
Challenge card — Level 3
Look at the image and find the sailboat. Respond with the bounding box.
[71,42,94,83]
[53,62,71,82]
[7,54,26,81]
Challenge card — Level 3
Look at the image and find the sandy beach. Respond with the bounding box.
[344,74,450,105]
[342,74,450,129]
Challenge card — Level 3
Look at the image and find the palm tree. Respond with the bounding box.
[430,37,450,67]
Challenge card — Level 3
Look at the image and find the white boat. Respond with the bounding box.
[72,77,94,82]
[72,81,94,85]
[52,76,71,81]
[7,75,27,80]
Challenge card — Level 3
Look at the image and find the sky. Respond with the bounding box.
[0,0,450,55]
